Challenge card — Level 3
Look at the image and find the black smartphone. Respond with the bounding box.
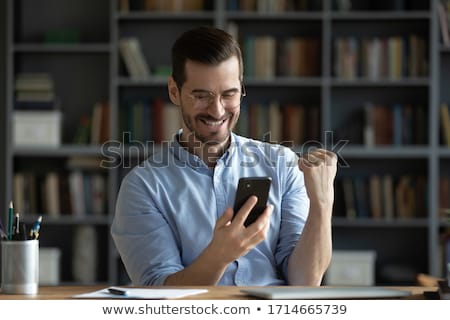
[233,177,272,227]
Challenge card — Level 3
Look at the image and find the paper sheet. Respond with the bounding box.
[73,287,208,299]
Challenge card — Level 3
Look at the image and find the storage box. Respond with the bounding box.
[13,110,62,147]
[324,250,377,286]
[39,247,61,285]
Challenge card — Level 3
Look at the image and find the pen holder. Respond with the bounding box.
[1,240,39,294]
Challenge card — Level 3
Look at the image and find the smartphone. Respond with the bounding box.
[233,177,272,227]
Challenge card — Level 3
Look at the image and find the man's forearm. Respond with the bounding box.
[164,245,229,285]
[287,203,333,286]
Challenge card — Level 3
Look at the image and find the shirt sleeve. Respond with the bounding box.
[110,169,184,286]
[274,149,309,280]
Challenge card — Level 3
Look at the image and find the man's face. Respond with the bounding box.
[169,56,242,147]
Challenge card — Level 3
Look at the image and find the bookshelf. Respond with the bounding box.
[3,0,114,284]
[1,0,449,285]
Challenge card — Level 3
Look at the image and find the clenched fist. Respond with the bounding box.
[298,149,337,209]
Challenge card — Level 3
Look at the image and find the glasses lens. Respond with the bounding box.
[191,85,245,109]
[221,93,243,109]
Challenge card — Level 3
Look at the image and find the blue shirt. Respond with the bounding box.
[111,132,309,286]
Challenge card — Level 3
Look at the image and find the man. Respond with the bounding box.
[111,26,337,286]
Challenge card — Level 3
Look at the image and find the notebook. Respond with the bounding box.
[240,286,412,299]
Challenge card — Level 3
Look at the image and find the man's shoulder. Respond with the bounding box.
[233,134,298,157]
[122,144,176,180]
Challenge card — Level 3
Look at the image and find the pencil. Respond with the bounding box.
[8,201,13,240]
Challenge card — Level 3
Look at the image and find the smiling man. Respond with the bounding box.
[111,26,337,286]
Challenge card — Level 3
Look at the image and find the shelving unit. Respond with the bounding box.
[2,0,449,285]
[3,0,114,284]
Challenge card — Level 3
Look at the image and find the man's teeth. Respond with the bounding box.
[204,119,224,126]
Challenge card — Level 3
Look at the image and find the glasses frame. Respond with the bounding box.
[185,83,246,109]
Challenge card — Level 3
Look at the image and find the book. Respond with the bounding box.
[69,170,85,217]
[369,175,382,219]
[438,1,450,46]
[268,101,282,143]
[119,37,151,79]
[43,172,60,217]
[440,103,450,147]
[89,102,110,145]
[382,175,395,220]
[342,177,356,219]
[91,174,106,216]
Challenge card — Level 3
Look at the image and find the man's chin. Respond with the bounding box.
[195,131,230,146]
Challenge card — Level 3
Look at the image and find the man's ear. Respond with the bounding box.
[168,77,181,106]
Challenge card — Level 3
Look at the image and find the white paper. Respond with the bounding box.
[72,287,208,299]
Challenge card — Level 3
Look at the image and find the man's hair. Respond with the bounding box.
[171,26,243,88]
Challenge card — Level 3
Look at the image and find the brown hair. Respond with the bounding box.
[171,26,243,88]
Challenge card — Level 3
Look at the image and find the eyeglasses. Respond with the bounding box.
[186,84,246,109]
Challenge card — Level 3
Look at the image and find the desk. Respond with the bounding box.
[0,285,438,300]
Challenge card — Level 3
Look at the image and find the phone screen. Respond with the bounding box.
[233,177,272,227]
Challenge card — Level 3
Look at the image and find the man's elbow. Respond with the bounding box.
[288,273,324,286]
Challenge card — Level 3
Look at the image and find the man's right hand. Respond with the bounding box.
[206,196,273,264]
[164,196,273,285]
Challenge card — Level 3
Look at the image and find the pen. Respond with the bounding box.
[13,212,20,236]
[12,222,27,241]
[8,201,13,240]
[107,287,130,296]
[30,215,42,240]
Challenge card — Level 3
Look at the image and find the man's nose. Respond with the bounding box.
[207,96,226,119]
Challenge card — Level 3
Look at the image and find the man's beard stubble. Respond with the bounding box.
[180,106,239,146]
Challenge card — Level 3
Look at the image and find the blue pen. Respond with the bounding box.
[30,215,42,240]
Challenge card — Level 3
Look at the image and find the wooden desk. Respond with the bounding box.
[0,285,438,300]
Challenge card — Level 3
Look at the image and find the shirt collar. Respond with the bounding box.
[170,129,238,169]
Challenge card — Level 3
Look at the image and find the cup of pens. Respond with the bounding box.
[1,205,42,295]
[1,239,39,294]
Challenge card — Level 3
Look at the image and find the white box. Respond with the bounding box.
[13,110,62,147]
[39,247,61,285]
[325,250,377,286]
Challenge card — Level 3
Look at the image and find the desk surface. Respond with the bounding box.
[0,285,438,300]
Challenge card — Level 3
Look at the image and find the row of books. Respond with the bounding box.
[337,174,427,220]
[334,0,418,11]
[13,157,108,217]
[334,34,428,80]
[227,0,321,12]
[119,0,210,12]
[119,98,181,144]
[118,34,426,81]
[242,35,321,78]
[336,103,427,146]
[119,0,320,12]
[235,101,320,145]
